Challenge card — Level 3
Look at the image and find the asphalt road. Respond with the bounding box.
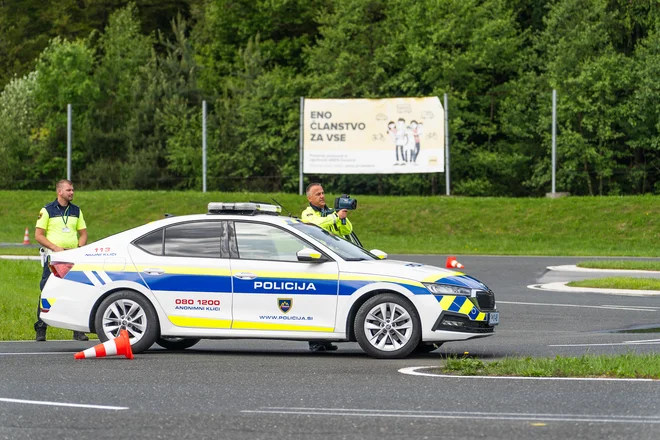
[1,255,659,440]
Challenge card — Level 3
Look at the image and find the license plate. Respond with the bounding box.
[488,312,499,325]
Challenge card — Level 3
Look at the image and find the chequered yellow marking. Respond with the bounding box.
[168,316,232,328]
[232,321,333,332]
[458,300,475,315]
[476,312,486,321]
[438,295,455,310]
[339,274,424,287]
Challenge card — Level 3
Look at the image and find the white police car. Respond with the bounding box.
[39,202,498,359]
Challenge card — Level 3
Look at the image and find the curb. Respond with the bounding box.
[548,265,660,274]
[539,265,660,296]
[0,256,40,261]
[528,281,660,297]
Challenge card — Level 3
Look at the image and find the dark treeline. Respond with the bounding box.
[2,0,660,196]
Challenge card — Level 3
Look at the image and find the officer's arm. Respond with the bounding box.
[77,229,88,247]
[337,217,353,236]
[35,228,64,252]
[301,210,338,232]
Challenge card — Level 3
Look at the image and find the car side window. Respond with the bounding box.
[134,228,164,255]
[163,221,227,258]
[233,222,310,262]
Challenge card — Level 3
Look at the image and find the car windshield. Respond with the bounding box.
[290,222,377,261]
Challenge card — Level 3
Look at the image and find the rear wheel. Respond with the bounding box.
[354,293,421,359]
[94,290,159,353]
[155,337,201,350]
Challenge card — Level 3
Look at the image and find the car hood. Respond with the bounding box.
[341,259,490,290]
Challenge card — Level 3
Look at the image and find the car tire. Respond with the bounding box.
[94,290,159,354]
[414,342,443,354]
[155,337,201,351]
[354,293,421,359]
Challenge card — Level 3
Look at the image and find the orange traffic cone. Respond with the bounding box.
[74,329,134,360]
[23,227,30,245]
[446,256,465,269]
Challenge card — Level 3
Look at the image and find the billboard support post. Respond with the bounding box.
[444,93,450,196]
[299,97,304,196]
[67,103,72,181]
[202,100,207,193]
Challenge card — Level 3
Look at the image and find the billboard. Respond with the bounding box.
[302,97,445,174]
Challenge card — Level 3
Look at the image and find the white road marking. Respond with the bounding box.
[0,352,72,356]
[242,406,660,424]
[398,366,658,381]
[550,339,660,347]
[497,300,658,312]
[0,255,40,261]
[548,265,660,274]
[0,397,127,410]
[528,282,660,296]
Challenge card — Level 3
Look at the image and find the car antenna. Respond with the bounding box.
[269,197,294,217]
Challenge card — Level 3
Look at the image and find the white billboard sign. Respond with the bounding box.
[302,97,445,174]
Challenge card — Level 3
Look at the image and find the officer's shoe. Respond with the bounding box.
[35,328,46,342]
[72,331,89,341]
[308,341,338,352]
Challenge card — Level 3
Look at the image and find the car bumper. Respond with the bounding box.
[39,277,97,332]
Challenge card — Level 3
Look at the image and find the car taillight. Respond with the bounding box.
[49,262,74,278]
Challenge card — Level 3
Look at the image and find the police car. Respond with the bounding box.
[39,202,499,359]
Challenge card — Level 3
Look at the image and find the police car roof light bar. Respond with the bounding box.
[207,202,281,216]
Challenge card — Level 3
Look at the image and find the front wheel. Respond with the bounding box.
[94,290,159,353]
[354,293,421,359]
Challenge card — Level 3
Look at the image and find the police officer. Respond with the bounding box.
[301,182,352,351]
[34,179,89,342]
[301,182,353,238]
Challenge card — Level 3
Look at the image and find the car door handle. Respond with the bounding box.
[143,268,165,275]
[233,272,257,280]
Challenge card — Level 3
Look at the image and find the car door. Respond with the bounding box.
[229,221,339,333]
[128,220,234,330]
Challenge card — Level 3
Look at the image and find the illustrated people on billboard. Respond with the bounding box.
[387,121,396,142]
[410,120,423,163]
[395,118,407,165]
[387,121,397,163]
[405,125,416,166]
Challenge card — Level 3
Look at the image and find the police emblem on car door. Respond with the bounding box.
[229,221,339,333]
[278,298,292,313]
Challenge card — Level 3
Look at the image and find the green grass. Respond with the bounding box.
[577,260,660,271]
[2,191,660,256]
[442,354,660,379]
[567,277,660,290]
[0,259,97,341]
[0,247,40,256]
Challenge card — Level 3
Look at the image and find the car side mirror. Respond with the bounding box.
[370,249,387,260]
[297,248,327,263]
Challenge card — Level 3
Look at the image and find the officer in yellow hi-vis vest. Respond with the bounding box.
[301,183,353,238]
[34,179,88,342]
[300,182,352,352]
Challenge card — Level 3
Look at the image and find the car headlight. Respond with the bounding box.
[424,283,472,296]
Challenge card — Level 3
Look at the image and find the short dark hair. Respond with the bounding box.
[56,179,73,190]
[306,182,322,196]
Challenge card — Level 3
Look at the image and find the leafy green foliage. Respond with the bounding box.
[3,0,660,194]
